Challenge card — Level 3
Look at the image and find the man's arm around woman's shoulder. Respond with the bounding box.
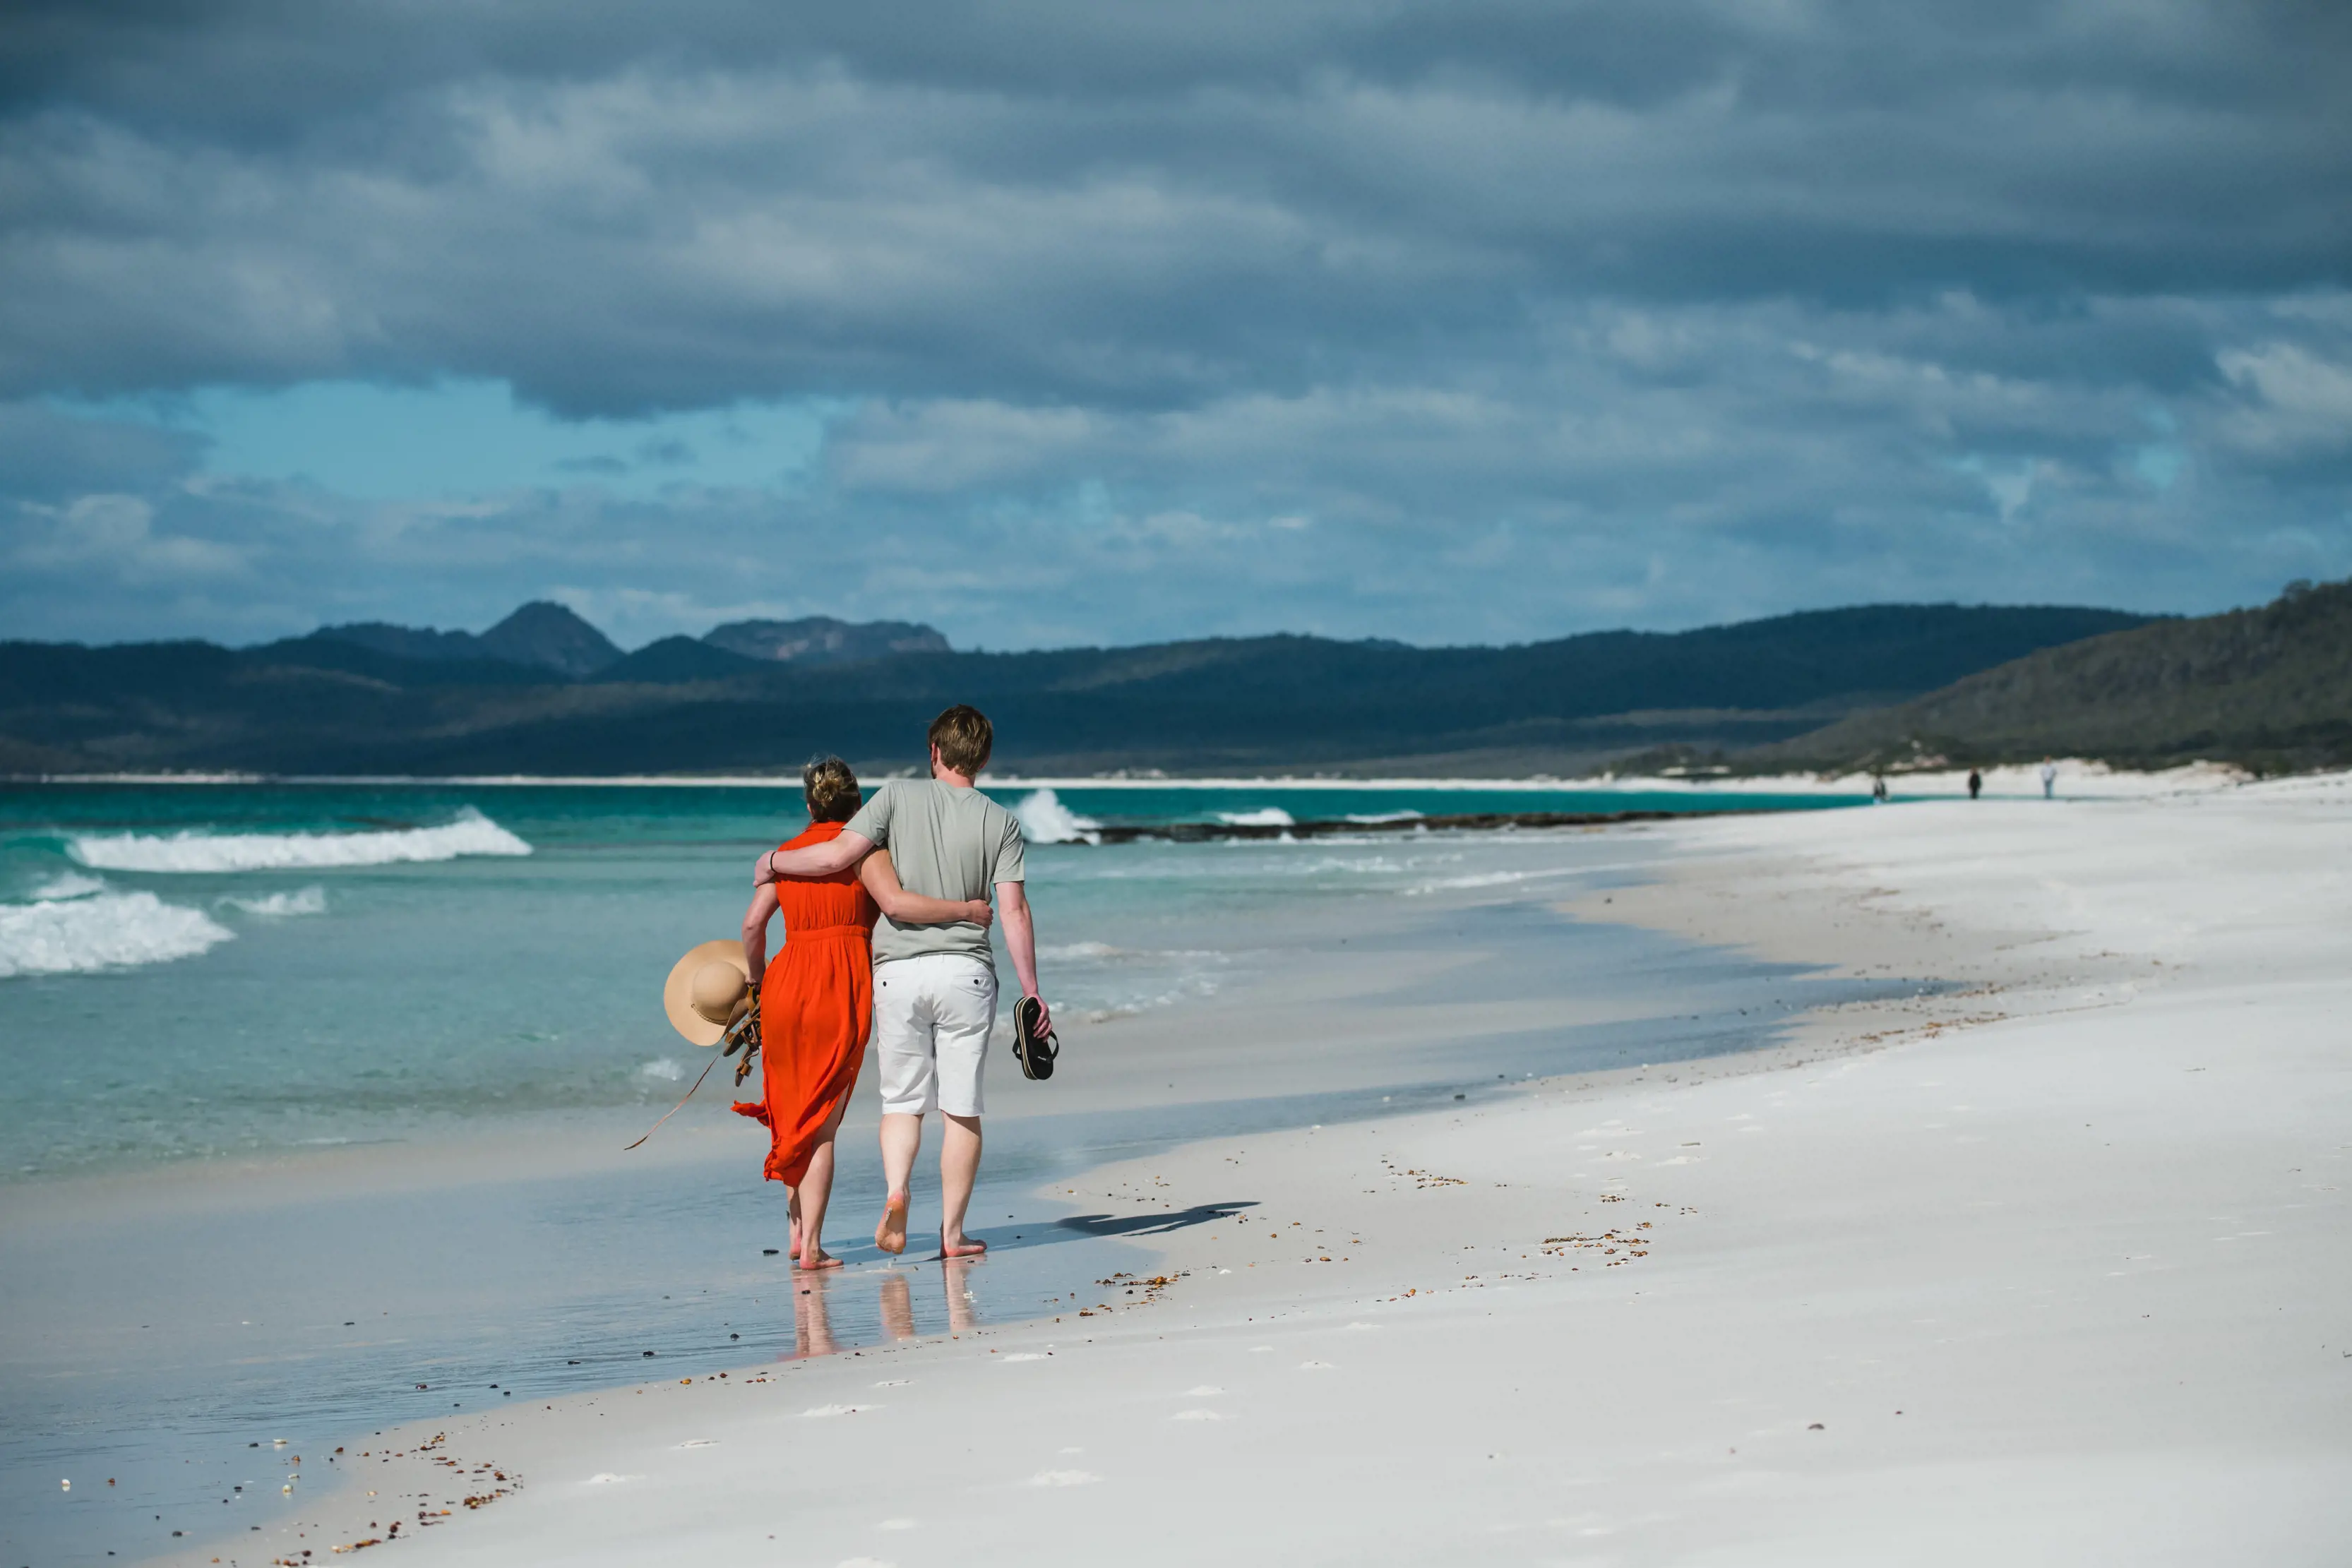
[753,829,875,886]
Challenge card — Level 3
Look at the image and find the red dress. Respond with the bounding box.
[731,821,876,1185]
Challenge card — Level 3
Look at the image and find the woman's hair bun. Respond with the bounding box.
[803,755,862,822]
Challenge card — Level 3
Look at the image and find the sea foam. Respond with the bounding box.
[1214,806,1295,827]
[1014,789,1102,845]
[219,886,328,917]
[0,890,234,978]
[68,807,531,873]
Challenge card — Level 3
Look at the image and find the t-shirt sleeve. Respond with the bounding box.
[991,808,1027,885]
[842,782,893,846]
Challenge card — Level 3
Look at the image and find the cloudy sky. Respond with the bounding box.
[4,1,2347,651]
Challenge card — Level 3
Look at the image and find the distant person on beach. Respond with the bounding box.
[756,705,1046,1260]
[1872,774,1889,805]
[2041,759,2058,799]
[736,756,993,1270]
[1968,768,1983,800]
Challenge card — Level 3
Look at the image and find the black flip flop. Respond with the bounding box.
[1013,995,1058,1081]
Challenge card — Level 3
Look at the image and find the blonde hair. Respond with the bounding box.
[802,755,862,822]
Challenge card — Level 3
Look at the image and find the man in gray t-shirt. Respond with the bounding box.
[843,777,1026,967]
[754,705,1046,1262]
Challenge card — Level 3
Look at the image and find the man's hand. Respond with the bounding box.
[965,898,994,930]
[1025,993,1053,1038]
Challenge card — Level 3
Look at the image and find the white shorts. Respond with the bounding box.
[873,954,998,1118]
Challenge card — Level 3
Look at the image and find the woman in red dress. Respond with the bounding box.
[735,757,989,1269]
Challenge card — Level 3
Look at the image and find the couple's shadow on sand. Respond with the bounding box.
[1045,1199,1257,1242]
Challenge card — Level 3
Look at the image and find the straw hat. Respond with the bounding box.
[662,940,753,1047]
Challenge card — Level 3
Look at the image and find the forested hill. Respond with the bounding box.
[0,602,2151,777]
[1754,578,2352,775]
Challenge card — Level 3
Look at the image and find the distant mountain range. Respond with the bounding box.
[705,616,951,665]
[309,604,950,680]
[0,601,2169,777]
[1741,577,2352,776]
[315,602,628,678]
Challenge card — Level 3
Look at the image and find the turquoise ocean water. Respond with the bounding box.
[0,779,1853,1180]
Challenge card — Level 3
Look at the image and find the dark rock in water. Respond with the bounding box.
[762,1247,780,1255]
[1092,808,1708,844]
[703,615,950,666]
[642,1350,656,1357]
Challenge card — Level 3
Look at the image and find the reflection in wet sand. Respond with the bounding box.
[942,1257,980,1335]
[871,1260,983,1343]
[878,1271,916,1342]
[792,1271,838,1358]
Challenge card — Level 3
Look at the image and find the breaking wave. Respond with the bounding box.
[1214,806,1295,827]
[0,889,235,978]
[1014,789,1102,846]
[1039,940,1122,962]
[219,886,328,917]
[68,807,532,873]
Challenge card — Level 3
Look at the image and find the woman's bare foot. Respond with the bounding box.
[797,1248,843,1271]
[875,1194,909,1256]
[940,1231,988,1259]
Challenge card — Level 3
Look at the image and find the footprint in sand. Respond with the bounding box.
[873,1379,912,1388]
[1029,1469,1100,1487]
[801,1404,876,1418]
[675,1440,718,1449]
[1298,1360,1337,1370]
[1000,1353,1047,1363]
[583,1473,639,1485]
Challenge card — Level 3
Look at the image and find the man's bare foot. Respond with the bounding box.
[875,1194,909,1256]
[797,1248,843,1271]
[940,1232,988,1259]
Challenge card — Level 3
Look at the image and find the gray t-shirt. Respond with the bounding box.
[845,778,1026,966]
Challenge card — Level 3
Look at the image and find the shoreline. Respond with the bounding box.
[6,758,2245,796]
[134,770,2352,1565]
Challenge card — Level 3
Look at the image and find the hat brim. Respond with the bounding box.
[663,939,753,1047]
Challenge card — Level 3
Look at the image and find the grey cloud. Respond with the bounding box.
[1,0,2346,648]
[3,2,2347,413]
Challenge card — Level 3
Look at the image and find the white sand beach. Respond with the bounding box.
[155,774,2352,1567]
